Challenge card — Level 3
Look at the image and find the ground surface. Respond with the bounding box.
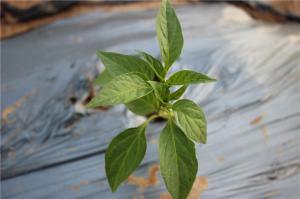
[1,3,300,199]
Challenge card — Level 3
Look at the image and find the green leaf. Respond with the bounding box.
[148,81,170,102]
[86,73,152,108]
[138,51,166,79]
[167,70,216,85]
[169,85,187,100]
[126,91,160,116]
[105,125,147,192]
[97,51,154,80]
[172,99,207,143]
[156,0,183,70]
[159,120,197,199]
[94,69,113,86]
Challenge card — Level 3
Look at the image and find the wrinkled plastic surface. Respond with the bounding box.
[1,4,300,199]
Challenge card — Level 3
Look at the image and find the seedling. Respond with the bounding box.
[87,0,216,198]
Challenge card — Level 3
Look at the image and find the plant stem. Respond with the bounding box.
[143,114,160,126]
[156,72,165,82]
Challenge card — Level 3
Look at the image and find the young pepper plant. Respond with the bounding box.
[87,0,216,198]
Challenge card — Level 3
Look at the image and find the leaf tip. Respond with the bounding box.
[193,137,205,144]
[198,135,207,144]
[85,103,94,109]
[96,51,105,59]
[111,186,118,193]
[96,51,101,56]
[210,77,217,82]
[107,180,119,193]
[164,0,171,4]
[85,99,100,109]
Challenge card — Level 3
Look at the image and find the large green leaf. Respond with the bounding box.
[97,51,154,80]
[126,91,160,116]
[86,73,152,108]
[94,69,113,86]
[172,99,207,143]
[148,81,170,102]
[159,121,197,199]
[138,51,166,79]
[169,85,187,100]
[105,125,147,192]
[167,70,216,85]
[156,0,183,70]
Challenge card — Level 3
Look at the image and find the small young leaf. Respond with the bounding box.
[156,0,183,70]
[94,69,113,86]
[159,120,197,199]
[148,81,170,102]
[138,51,166,79]
[87,73,152,108]
[106,125,147,192]
[169,85,187,100]
[172,99,207,143]
[167,70,216,85]
[97,51,154,80]
[126,91,160,116]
